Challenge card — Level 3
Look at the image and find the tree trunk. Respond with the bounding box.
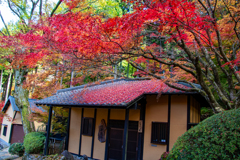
[0,70,3,97]
[14,69,35,135]
[70,69,74,88]
[5,70,12,103]
[114,65,117,79]
[8,73,13,98]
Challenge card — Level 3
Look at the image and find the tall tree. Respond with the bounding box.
[0,0,65,134]
[2,0,240,113]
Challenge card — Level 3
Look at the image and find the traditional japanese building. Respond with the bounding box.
[0,96,45,144]
[36,79,209,160]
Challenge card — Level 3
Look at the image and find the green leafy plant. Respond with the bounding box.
[23,132,46,154]
[8,143,25,156]
[160,151,169,160]
[167,109,240,159]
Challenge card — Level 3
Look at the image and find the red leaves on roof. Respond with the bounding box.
[70,80,189,105]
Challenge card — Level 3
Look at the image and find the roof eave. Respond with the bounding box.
[35,92,200,108]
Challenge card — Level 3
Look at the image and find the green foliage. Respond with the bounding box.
[23,132,46,154]
[200,107,214,120]
[167,109,240,159]
[160,151,169,160]
[8,143,25,156]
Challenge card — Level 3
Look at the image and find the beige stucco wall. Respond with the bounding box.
[143,95,168,160]
[169,95,187,150]
[34,121,46,131]
[93,109,108,160]
[68,108,82,154]
[13,112,22,125]
[1,104,14,143]
[81,108,95,157]
[110,109,125,120]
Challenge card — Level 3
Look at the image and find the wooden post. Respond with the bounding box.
[78,108,84,156]
[104,109,110,160]
[137,98,146,160]
[166,95,171,152]
[187,95,190,130]
[65,107,71,150]
[44,105,53,155]
[122,109,129,160]
[91,109,97,158]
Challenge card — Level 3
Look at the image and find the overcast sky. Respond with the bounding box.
[0,1,19,30]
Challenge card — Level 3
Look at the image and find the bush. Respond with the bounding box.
[9,143,24,156]
[23,132,46,154]
[160,152,169,160]
[167,109,240,159]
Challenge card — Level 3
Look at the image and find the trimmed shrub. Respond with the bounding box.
[167,109,240,159]
[9,143,25,156]
[23,132,46,154]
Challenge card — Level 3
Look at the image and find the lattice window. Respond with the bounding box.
[151,122,168,144]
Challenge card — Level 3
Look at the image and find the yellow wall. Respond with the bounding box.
[68,108,82,154]
[93,109,108,160]
[169,95,187,150]
[1,104,14,143]
[67,95,191,159]
[68,107,140,159]
[81,108,95,157]
[143,95,168,160]
[110,109,125,120]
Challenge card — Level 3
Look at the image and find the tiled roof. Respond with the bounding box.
[2,96,19,112]
[36,79,196,107]
[2,96,44,113]
[29,99,46,113]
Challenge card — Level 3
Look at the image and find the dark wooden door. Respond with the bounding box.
[108,120,138,160]
[10,124,25,144]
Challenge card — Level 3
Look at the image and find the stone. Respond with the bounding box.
[82,155,88,160]
[60,156,66,160]
[61,150,74,160]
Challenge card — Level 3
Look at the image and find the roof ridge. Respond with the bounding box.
[56,78,149,94]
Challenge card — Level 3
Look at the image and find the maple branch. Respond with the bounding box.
[223,0,240,41]
[0,30,6,36]
[0,12,10,36]
[50,0,62,17]
[197,0,211,16]
[7,0,28,27]
[39,0,42,16]
[128,61,204,93]
[29,0,40,22]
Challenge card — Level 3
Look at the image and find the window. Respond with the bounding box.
[151,122,168,144]
[82,117,94,136]
[3,126,7,136]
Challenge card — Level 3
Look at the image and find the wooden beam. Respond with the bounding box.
[8,124,13,143]
[65,107,71,150]
[122,109,129,160]
[104,109,110,160]
[12,111,17,121]
[78,108,84,156]
[166,95,171,152]
[44,105,53,155]
[91,108,97,158]
[137,98,146,160]
[187,95,190,130]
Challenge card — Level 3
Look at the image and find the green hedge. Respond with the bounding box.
[167,109,240,159]
[23,132,46,154]
[9,143,24,156]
